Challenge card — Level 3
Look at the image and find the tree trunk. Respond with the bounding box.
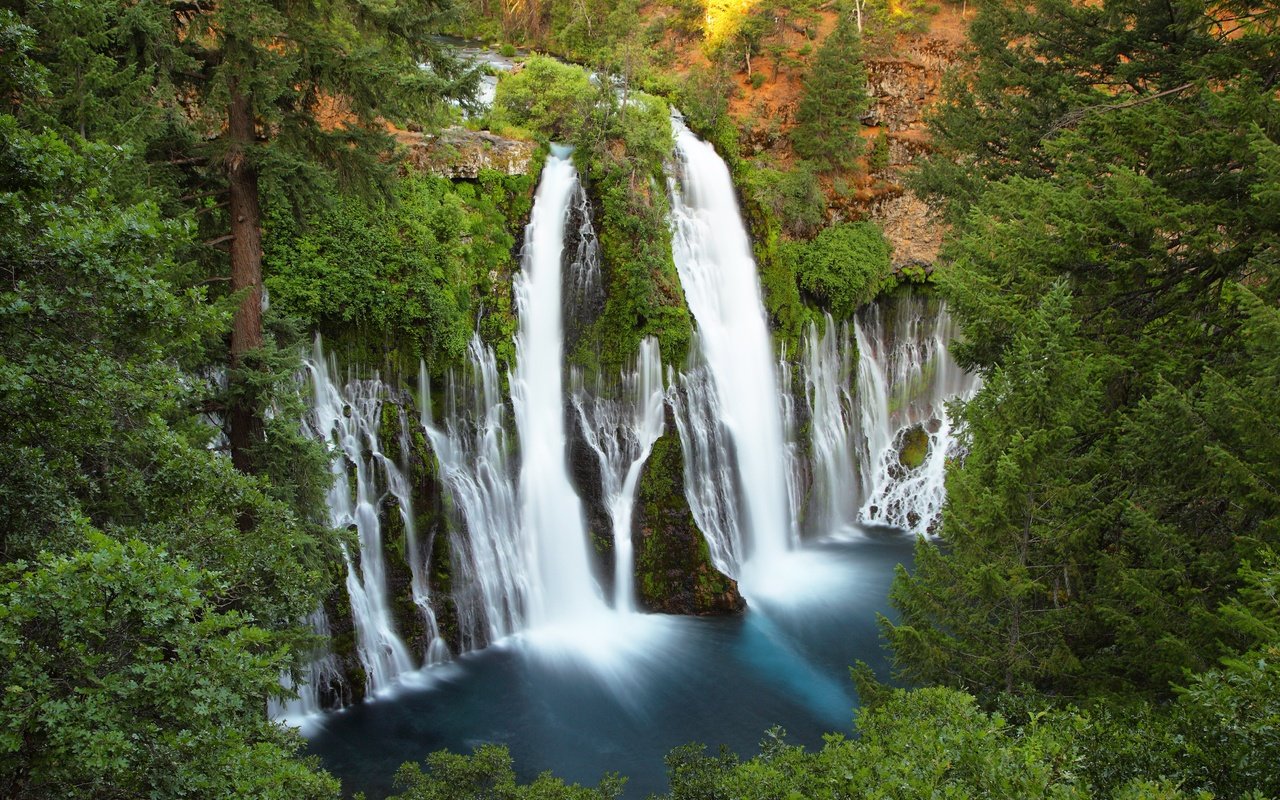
[226,79,264,474]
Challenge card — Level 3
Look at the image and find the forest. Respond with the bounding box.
[0,0,1277,797]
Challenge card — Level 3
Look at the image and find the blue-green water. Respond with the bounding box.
[307,530,912,798]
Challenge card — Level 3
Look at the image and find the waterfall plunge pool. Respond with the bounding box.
[306,528,913,799]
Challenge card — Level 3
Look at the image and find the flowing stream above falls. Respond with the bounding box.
[287,124,980,797]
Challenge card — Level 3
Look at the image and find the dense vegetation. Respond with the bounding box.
[3,0,1279,796]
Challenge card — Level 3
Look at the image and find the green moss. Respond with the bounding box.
[578,92,694,372]
[634,432,743,614]
[898,424,930,470]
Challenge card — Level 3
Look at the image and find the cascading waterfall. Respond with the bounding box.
[389,404,450,666]
[852,295,981,534]
[571,337,666,613]
[668,352,745,576]
[269,608,346,726]
[306,338,422,694]
[801,316,860,537]
[777,355,805,549]
[420,340,527,651]
[668,119,793,576]
[510,148,607,624]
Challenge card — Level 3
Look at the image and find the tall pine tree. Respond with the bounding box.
[791,9,868,169]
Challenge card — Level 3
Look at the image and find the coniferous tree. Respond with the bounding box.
[791,10,868,169]
[884,283,1105,695]
[889,0,1280,698]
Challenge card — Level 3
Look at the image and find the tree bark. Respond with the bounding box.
[226,78,264,474]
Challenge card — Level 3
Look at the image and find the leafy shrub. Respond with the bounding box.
[493,55,598,143]
[0,537,341,800]
[745,161,827,238]
[784,221,892,318]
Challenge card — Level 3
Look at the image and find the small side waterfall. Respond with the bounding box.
[421,339,526,651]
[852,296,981,534]
[510,149,607,625]
[382,404,449,666]
[668,119,793,575]
[305,339,420,694]
[669,352,745,576]
[269,609,346,726]
[571,338,666,612]
[801,316,860,537]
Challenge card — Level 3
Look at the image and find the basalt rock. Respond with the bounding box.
[634,420,746,615]
[400,126,536,179]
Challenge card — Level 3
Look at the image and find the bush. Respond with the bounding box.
[745,161,827,239]
[493,55,598,143]
[0,537,341,800]
[784,221,892,318]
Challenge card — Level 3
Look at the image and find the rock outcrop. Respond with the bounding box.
[400,126,536,179]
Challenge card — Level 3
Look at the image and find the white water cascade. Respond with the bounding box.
[305,338,422,694]
[668,119,793,577]
[801,316,861,537]
[420,339,527,651]
[511,149,607,624]
[852,295,981,534]
[268,608,346,727]
[571,337,666,613]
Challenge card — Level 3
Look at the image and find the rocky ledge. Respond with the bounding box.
[400,126,536,179]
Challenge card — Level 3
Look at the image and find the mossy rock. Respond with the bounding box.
[634,424,745,615]
[897,424,929,470]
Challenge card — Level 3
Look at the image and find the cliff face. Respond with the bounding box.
[859,27,966,268]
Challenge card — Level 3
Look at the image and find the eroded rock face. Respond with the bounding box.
[872,191,945,269]
[400,126,536,178]
[858,30,965,267]
[864,59,932,131]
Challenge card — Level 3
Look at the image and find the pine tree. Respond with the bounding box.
[791,10,868,169]
[169,0,475,471]
[884,283,1104,695]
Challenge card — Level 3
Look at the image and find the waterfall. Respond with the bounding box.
[511,149,607,624]
[305,338,422,694]
[668,352,744,576]
[390,401,450,666]
[853,295,981,534]
[269,608,345,727]
[571,337,666,612]
[421,339,527,651]
[668,119,793,575]
[802,316,860,537]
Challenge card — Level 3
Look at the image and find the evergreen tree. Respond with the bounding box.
[884,283,1105,695]
[170,0,476,471]
[889,0,1280,698]
[791,10,868,169]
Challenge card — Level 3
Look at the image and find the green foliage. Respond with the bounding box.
[493,55,600,143]
[265,170,534,367]
[885,284,1108,695]
[867,129,890,172]
[0,118,333,631]
[782,221,892,320]
[791,12,869,170]
[664,688,1090,799]
[891,0,1280,702]
[387,744,624,800]
[584,91,694,368]
[0,536,340,799]
[744,161,827,239]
